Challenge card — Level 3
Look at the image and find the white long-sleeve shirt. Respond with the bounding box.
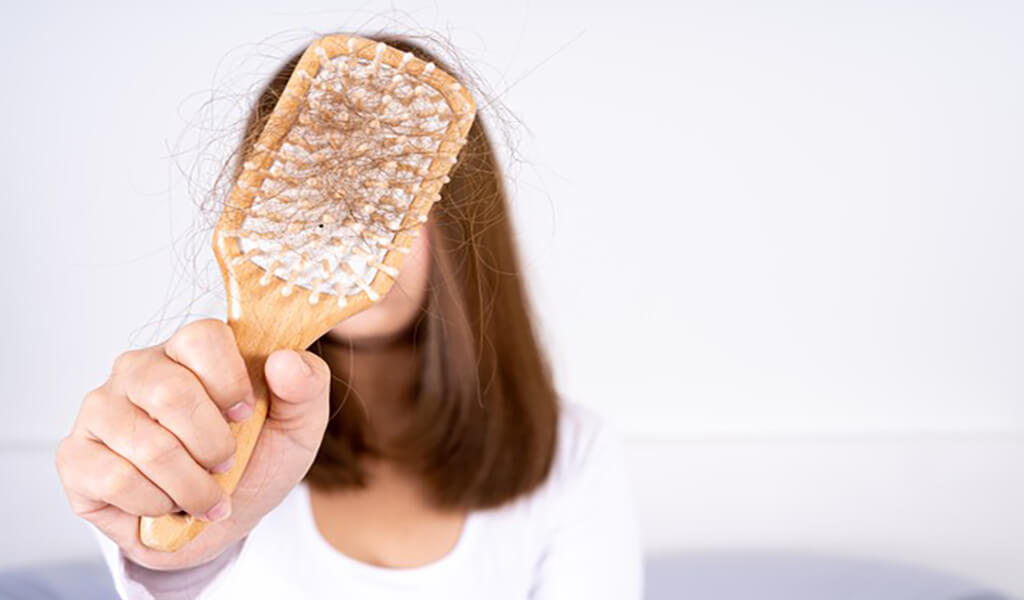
[96,402,643,599]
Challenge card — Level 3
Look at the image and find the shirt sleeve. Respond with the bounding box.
[91,524,244,600]
[529,408,644,600]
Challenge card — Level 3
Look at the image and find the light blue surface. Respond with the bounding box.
[645,552,1012,600]
[0,553,1012,599]
[0,562,114,600]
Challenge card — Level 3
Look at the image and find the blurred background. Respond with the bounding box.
[1,0,1022,596]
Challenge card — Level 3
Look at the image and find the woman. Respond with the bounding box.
[56,33,642,599]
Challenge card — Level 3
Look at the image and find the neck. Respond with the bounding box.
[317,326,422,448]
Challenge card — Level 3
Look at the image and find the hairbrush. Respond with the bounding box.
[139,34,476,551]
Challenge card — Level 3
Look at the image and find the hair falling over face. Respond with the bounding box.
[232,33,560,511]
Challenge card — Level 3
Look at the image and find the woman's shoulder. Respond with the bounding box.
[542,400,630,499]
[455,401,631,547]
[492,400,638,577]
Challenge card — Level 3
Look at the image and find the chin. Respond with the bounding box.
[327,300,420,346]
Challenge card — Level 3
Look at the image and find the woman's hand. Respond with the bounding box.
[56,319,331,571]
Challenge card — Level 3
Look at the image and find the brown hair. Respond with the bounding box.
[234,34,559,510]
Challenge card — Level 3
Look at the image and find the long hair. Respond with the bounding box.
[234,34,559,510]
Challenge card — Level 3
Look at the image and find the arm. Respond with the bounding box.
[529,414,644,599]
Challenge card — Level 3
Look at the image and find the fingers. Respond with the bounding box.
[81,391,231,522]
[58,435,175,518]
[119,352,236,474]
[164,319,254,422]
[264,350,331,448]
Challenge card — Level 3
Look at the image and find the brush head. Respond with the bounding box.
[213,35,475,319]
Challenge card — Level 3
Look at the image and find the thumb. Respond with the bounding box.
[263,349,331,437]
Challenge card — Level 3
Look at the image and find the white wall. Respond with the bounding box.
[2,0,1022,594]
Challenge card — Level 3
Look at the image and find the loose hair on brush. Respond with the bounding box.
[233,33,560,509]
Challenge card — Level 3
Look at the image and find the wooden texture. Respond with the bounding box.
[139,34,476,552]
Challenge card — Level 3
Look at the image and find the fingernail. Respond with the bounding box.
[212,456,235,474]
[227,402,252,422]
[203,498,231,522]
[288,350,313,377]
